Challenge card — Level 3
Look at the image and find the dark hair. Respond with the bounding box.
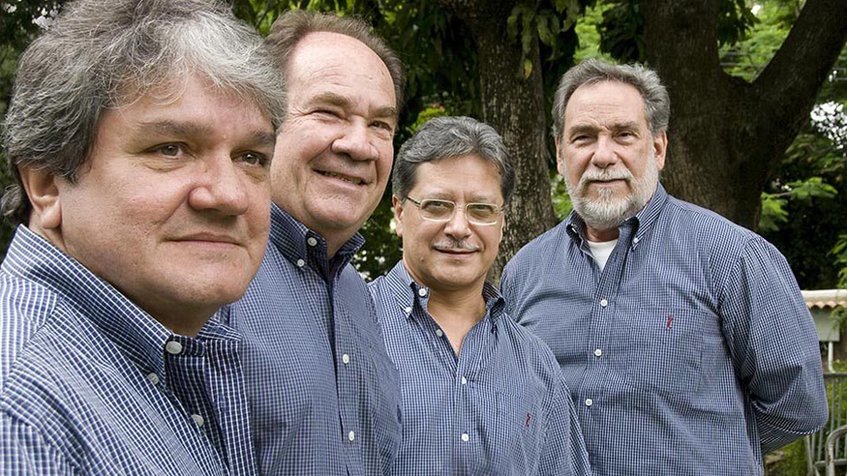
[393,116,515,204]
[1,0,286,225]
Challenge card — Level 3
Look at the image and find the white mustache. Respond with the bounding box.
[578,169,633,191]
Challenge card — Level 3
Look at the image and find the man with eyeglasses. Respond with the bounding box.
[369,116,591,475]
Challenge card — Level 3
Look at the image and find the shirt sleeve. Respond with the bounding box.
[538,376,593,475]
[1,413,77,475]
[718,236,828,453]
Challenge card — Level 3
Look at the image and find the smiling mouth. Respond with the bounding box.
[434,247,478,254]
[318,170,365,185]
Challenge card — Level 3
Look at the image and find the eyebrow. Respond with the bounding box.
[567,120,640,136]
[137,120,214,138]
[136,120,276,148]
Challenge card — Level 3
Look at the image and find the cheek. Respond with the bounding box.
[376,153,393,182]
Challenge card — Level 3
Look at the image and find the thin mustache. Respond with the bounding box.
[433,240,479,252]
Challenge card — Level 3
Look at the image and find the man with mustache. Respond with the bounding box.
[226,10,405,475]
[0,0,284,473]
[501,59,827,475]
[370,116,591,475]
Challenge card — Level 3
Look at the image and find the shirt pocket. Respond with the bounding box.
[494,388,544,473]
[620,308,710,395]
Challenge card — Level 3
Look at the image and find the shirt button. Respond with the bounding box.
[146,372,160,385]
[461,433,469,442]
[435,329,444,337]
[348,431,355,442]
[585,398,593,407]
[633,237,640,244]
[165,341,183,355]
[342,354,350,364]
[404,306,413,314]
[296,259,305,268]
[307,237,318,247]
[599,298,608,308]
[594,348,603,357]
[191,414,205,427]
[418,288,428,297]
[461,376,467,385]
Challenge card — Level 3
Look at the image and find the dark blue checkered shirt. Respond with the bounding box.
[0,226,256,475]
[501,184,827,475]
[226,205,401,475]
[370,261,592,475]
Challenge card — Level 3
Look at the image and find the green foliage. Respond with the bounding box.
[573,2,613,63]
[597,0,644,62]
[551,174,573,220]
[763,438,807,476]
[598,0,759,63]
[721,0,791,80]
[759,177,837,233]
[834,234,847,288]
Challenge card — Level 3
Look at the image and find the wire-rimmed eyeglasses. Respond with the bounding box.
[404,196,504,226]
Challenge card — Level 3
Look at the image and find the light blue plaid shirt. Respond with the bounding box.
[370,261,592,475]
[226,205,401,475]
[501,184,827,475]
[0,226,256,475]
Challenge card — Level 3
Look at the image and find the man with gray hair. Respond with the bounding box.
[370,116,591,474]
[0,0,284,473]
[501,58,827,474]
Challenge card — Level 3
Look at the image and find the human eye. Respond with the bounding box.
[235,151,270,168]
[150,143,186,158]
[570,133,592,145]
[371,120,395,134]
[420,199,454,219]
[467,203,499,221]
[312,107,343,120]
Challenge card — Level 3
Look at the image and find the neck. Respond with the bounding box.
[585,225,619,242]
[426,284,487,355]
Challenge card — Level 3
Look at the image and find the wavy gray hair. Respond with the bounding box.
[551,58,670,140]
[2,0,286,225]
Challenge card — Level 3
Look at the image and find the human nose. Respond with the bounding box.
[188,155,250,216]
[443,205,472,239]
[331,120,378,161]
[590,135,619,169]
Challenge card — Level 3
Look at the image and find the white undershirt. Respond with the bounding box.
[586,239,618,271]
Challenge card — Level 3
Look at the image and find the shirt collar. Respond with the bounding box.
[382,260,504,324]
[2,225,175,381]
[269,203,364,278]
[565,183,669,250]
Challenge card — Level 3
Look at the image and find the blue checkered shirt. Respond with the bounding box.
[0,226,257,475]
[370,261,592,475]
[225,205,401,475]
[501,184,827,475]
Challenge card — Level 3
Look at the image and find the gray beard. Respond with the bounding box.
[566,155,659,232]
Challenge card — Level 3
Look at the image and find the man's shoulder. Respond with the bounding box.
[496,313,561,374]
[0,272,62,387]
[661,194,764,250]
[507,220,571,268]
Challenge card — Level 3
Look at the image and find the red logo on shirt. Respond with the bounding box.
[666,314,674,330]
[525,413,533,427]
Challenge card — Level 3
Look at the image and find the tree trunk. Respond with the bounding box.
[440,0,556,280]
[643,0,847,229]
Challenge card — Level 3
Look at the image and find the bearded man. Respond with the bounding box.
[500,58,827,476]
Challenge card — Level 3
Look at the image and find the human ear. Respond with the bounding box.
[392,195,404,238]
[18,165,62,230]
